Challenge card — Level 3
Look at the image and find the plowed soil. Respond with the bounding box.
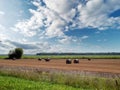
[0,59,120,74]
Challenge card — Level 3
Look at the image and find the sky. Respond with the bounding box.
[0,0,120,54]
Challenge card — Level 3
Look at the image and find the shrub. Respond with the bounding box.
[8,50,16,59]
[15,48,23,59]
[8,48,23,59]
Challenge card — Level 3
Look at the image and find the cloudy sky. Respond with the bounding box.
[0,0,120,54]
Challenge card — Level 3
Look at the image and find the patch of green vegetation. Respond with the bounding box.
[0,70,119,90]
[0,55,7,59]
[0,75,82,90]
[1,55,120,59]
[23,55,120,59]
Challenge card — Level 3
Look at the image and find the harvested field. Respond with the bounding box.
[0,59,120,78]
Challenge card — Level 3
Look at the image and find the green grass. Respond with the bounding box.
[1,55,120,59]
[0,75,82,90]
[0,55,7,59]
[0,70,119,90]
[23,55,120,59]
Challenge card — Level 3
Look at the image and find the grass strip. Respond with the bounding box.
[0,75,82,90]
[0,70,119,90]
[1,55,120,59]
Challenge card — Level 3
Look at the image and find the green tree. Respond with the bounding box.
[8,50,16,59]
[8,48,23,59]
[15,48,23,59]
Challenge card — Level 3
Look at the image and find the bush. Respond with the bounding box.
[15,48,23,59]
[8,50,16,59]
[8,48,23,59]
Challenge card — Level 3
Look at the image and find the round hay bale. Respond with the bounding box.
[38,58,42,61]
[88,58,91,61]
[73,59,79,63]
[66,59,72,64]
[44,58,50,62]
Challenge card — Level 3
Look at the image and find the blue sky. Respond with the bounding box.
[0,0,120,54]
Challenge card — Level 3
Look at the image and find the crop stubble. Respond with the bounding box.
[0,59,120,78]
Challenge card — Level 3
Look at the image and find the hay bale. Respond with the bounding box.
[44,58,50,62]
[38,58,42,61]
[88,58,91,61]
[73,59,79,63]
[66,59,72,64]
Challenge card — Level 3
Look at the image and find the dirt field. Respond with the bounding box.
[0,59,120,74]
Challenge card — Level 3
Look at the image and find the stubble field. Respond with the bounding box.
[0,59,120,76]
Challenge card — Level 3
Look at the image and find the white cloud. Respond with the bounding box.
[0,33,7,41]
[47,45,63,53]
[0,40,51,54]
[0,11,5,16]
[13,0,120,39]
[48,44,78,53]
[81,35,89,39]
[0,24,9,41]
[3,40,78,54]
[58,36,72,44]
[14,10,44,37]
[44,0,75,14]
[79,0,120,29]
[45,18,65,37]
[13,0,79,38]
[0,40,16,54]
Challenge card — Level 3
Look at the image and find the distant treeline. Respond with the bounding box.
[36,52,120,55]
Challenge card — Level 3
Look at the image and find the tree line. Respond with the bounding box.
[36,52,120,55]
